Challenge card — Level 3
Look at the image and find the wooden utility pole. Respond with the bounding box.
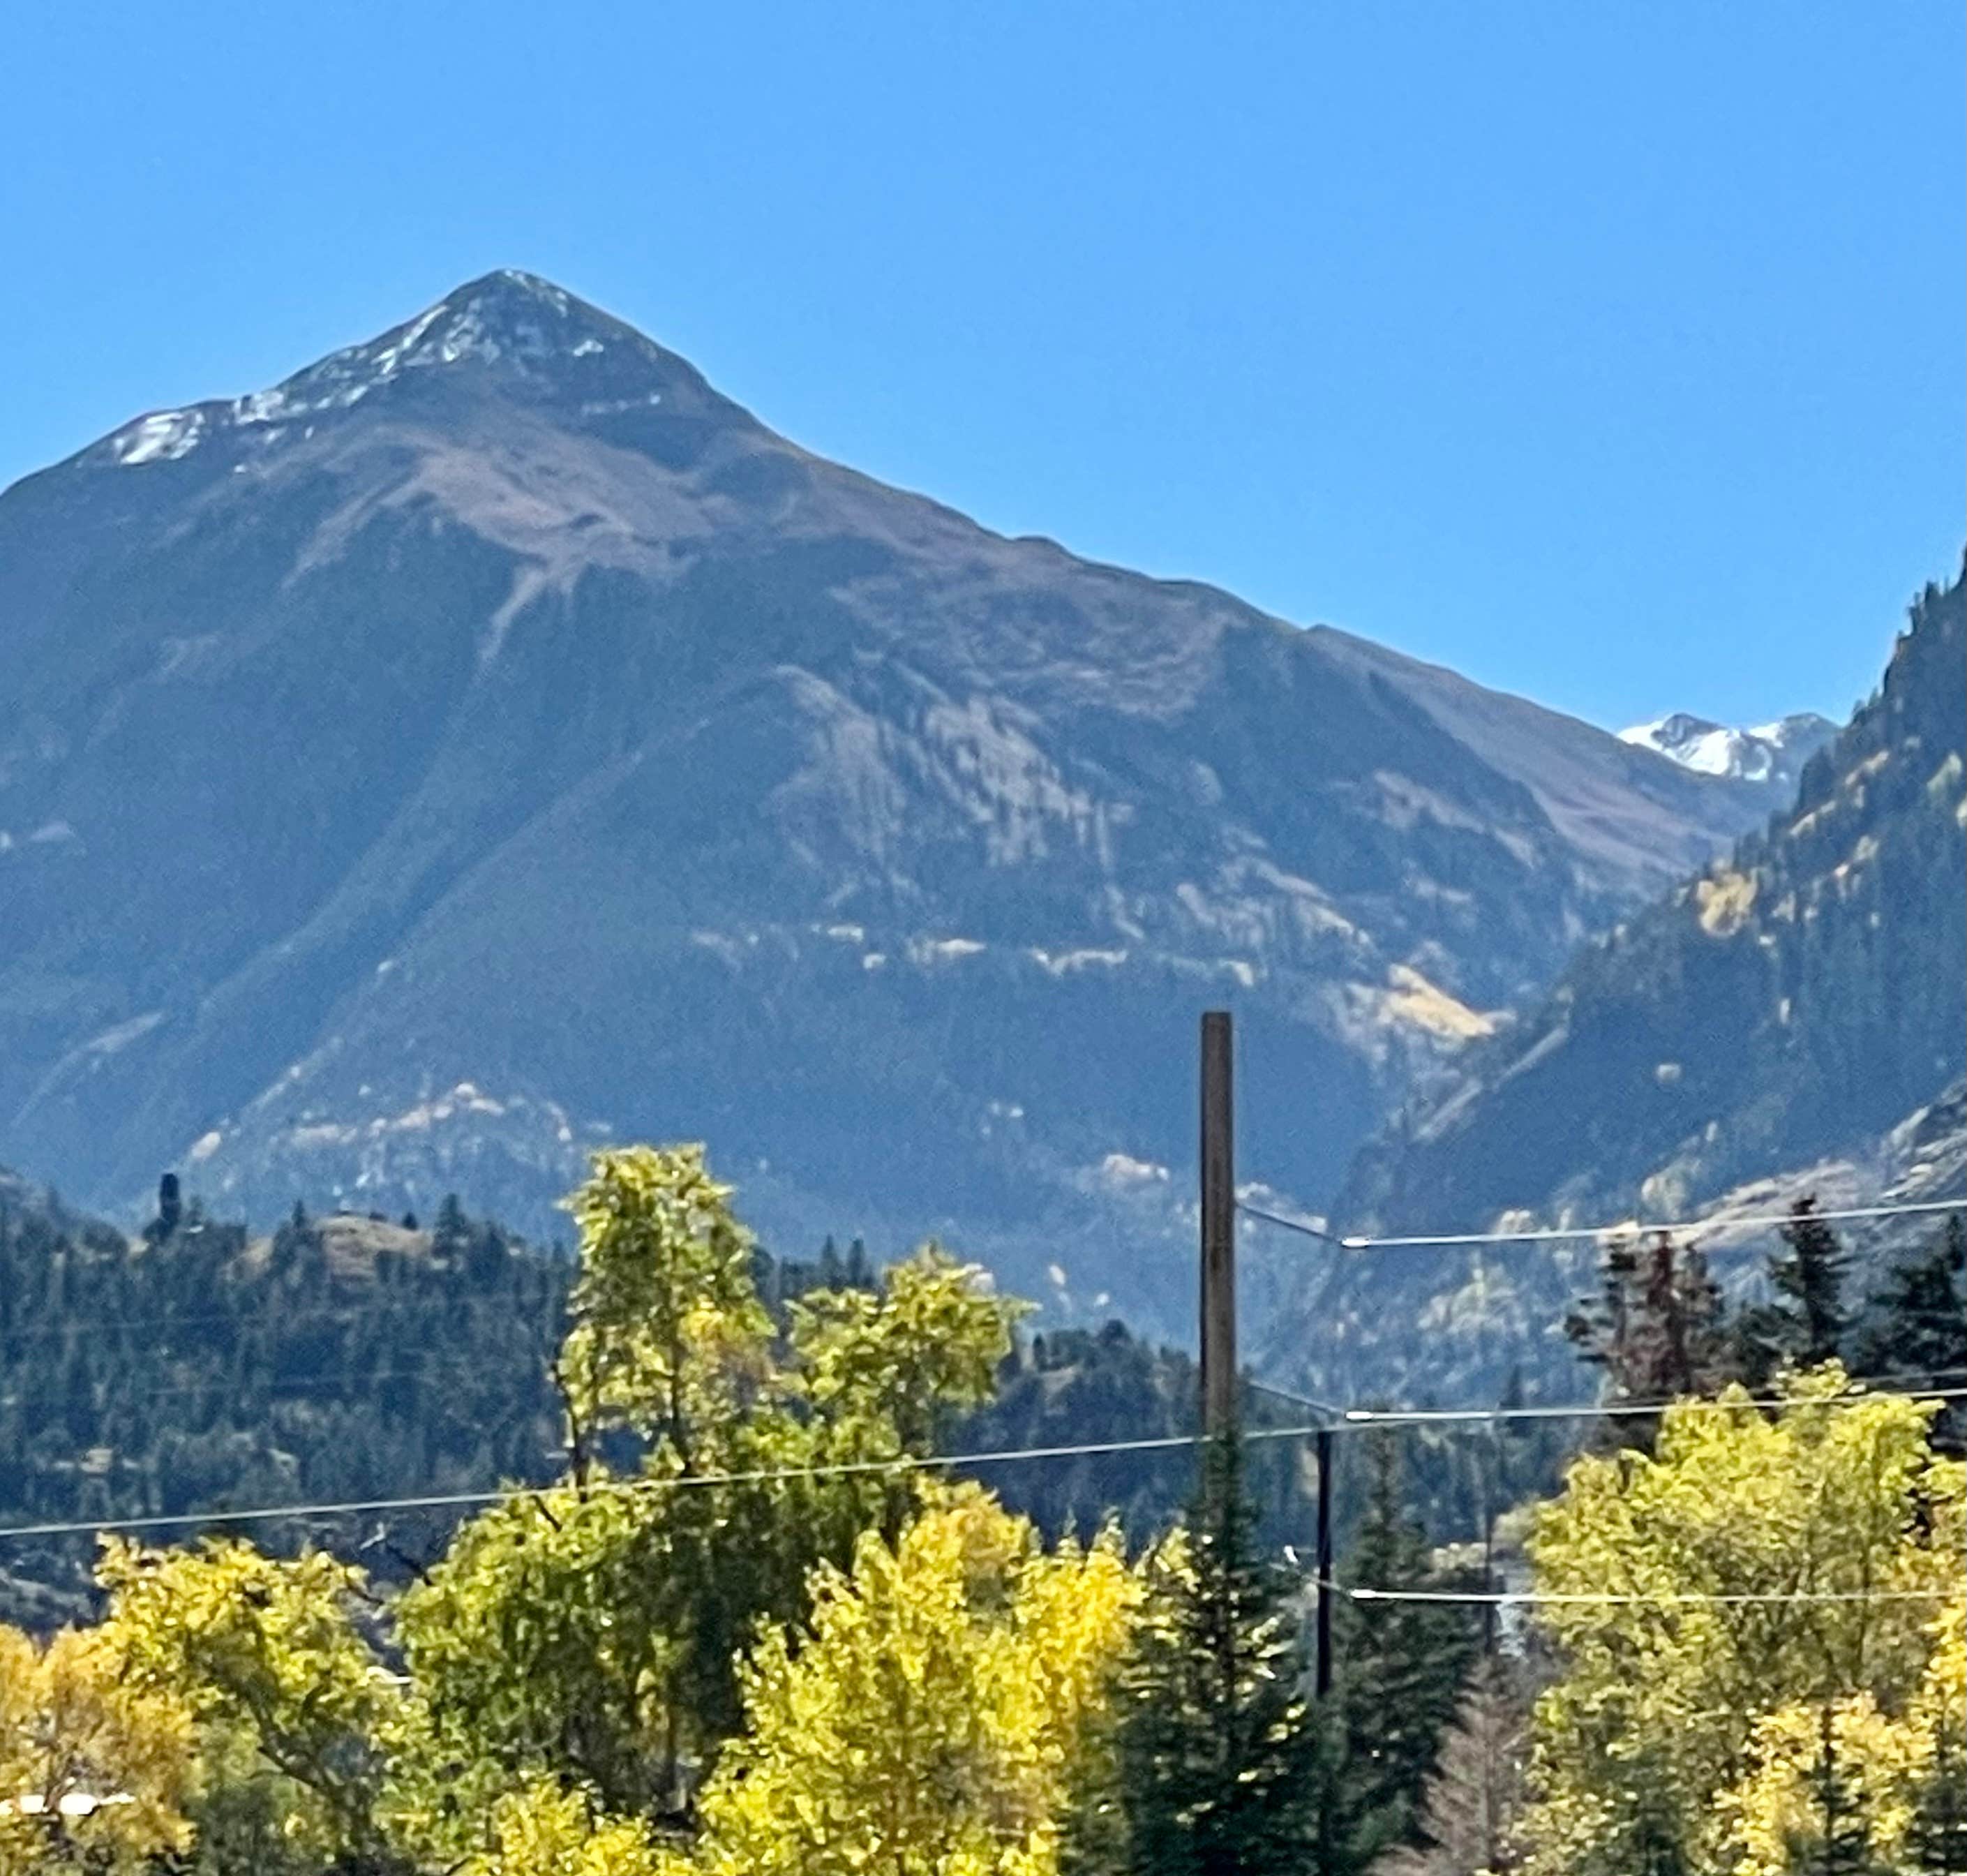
[1199,1010,1236,1437]
[1315,1427,1335,1697]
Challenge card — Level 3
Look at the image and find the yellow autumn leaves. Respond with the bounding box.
[1520,1365,1967,1875]
[0,1627,193,1876]
[681,1487,1137,1876]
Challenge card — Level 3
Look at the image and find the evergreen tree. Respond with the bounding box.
[431,1192,470,1262]
[1337,1427,1481,1864]
[1105,1429,1326,1874]
[1797,1704,1896,1876]
[842,1235,872,1289]
[1910,1629,1967,1876]
[1856,1214,1966,1443]
[1377,1656,1529,1875]
[1756,1198,1853,1374]
[1566,1231,1730,1446]
[144,1170,183,1245]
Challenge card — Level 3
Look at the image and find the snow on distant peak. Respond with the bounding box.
[102,271,661,469]
[113,409,208,464]
[1620,710,1838,792]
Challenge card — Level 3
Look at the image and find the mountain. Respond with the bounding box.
[0,271,1770,1332]
[1276,570,1966,1401]
[1618,710,1837,797]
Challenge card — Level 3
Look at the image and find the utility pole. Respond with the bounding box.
[1315,1427,1335,1697]
[1199,1010,1236,1437]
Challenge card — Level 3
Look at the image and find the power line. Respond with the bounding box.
[1339,1383,1967,1428]
[0,1363,552,1410]
[0,1289,566,1349]
[1235,1201,1347,1246]
[1244,1378,1347,1420]
[1323,1197,1962,1252]
[1333,1581,1963,1607]
[0,1421,1329,1544]
[1236,1193,1965,1251]
[11,1372,1963,1544]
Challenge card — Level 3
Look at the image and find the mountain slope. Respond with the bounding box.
[1341,567,1964,1233]
[1270,570,1965,1400]
[0,271,1769,1330]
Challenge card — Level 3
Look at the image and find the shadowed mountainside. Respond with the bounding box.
[0,270,1774,1331]
[1265,570,1965,1401]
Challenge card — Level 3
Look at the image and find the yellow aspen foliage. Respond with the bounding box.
[680,1484,1140,1876]
[1718,1695,1927,1873]
[0,1623,194,1875]
[456,1777,668,1876]
[558,1144,777,1452]
[1519,1364,1966,1876]
[398,1147,1024,1818]
[94,1536,399,1866]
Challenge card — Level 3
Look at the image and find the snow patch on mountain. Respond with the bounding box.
[1620,710,1837,794]
[103,269,664,468]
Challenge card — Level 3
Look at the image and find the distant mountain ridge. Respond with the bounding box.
[1619,710,1837,796]
[1270,570,1965,1402]
[0,271,1781,1332]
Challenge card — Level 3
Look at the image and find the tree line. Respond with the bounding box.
[0,1150,1961,1873]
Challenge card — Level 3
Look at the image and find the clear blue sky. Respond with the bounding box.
[3,3,1959,729]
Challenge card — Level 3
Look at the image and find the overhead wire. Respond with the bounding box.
[1247,1195,1965,1252]
[8,1376,1966,1545]
[0,1288,567,1349]
[1235,1201,1347,1247]
[1339,1383,1967,1427]
[0,1420,1333,1543]
[1326,1580,1963,1607]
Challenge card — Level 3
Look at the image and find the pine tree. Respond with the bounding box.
[816,1233,845,1290]
[1105,1429,1327,1875]
[1376,1656,1528,1875]
[1910,1653,1967,1876]
[143,1171,183,1245]
[1769,1199,1853,1367]
[1566,1231,1729,1446]
[1857,1213,1966,1362]
[1337,1427,1480,1864]
[1737,1198,1854,1385]
[1854,1213,1966,1454]
[432,1192,470,1262]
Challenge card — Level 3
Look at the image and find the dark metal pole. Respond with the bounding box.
[1199,1011,1236,1438]
[1315,1427,1334,1697]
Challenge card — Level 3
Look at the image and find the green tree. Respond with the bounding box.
[394,1145,1022,1821]
[1375,1657,1529,1876]
[1738,1200,1853,1385]
[1100,1431,1326,1875]
[1336,1427,1480,1865]
[1907,1601,1967,1876]
[1722,1697,1929,1875]
[1565,1232,1730,1443]
[1856,1214,1966,1450]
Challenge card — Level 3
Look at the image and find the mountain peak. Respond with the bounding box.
[1619,709,1837,792]
[364,269,630,371]
[91,270,695,470]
